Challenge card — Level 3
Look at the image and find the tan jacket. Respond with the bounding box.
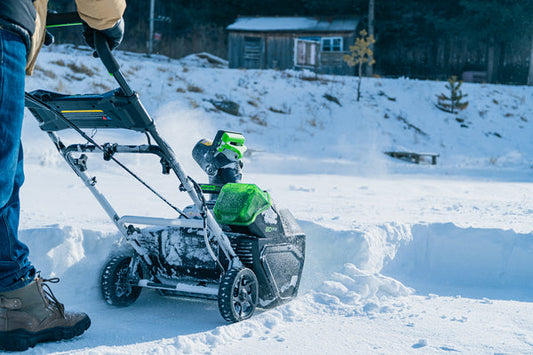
[27,0,126,74]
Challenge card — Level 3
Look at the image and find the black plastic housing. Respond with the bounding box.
[26,89,153,132]
[137,207,305,307]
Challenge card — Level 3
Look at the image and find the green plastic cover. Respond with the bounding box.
[213,183,271,226]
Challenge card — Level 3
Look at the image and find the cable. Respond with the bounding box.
[189,175,225,272]
[26,93,189,219]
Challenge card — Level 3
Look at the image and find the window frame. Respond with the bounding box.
[321,37,343,52]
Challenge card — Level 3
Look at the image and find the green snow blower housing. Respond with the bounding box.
[214,183,271,226]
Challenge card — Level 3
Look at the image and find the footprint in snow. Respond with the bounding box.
[440,346,459,352]
[412,339,427,349]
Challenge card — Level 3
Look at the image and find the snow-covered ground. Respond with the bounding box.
[17,44,533,354]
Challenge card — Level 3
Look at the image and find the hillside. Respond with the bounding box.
[27,45,533,177]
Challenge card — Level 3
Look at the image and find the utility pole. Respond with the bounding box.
[529,36,533,86]
[366,0,375,77]
[148,0,155,55]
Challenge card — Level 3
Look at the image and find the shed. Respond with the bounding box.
[226,17,360,75]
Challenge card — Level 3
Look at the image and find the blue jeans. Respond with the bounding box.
[0,29,35,291]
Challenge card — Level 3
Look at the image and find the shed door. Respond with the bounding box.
[294,39,319,69]
[243,37,263,69]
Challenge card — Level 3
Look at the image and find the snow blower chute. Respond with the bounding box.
[24,13,305,322]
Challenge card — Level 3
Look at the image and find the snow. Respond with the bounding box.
[15,44,533,353]
[226,17,358,32]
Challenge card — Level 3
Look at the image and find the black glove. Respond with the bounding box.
[44,30,54,46]
[83,17,124,51]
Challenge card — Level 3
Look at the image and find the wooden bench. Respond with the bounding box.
[384,151,439,165]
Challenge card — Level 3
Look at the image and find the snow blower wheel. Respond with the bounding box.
[101,255,143,307]
[218,268,258,322]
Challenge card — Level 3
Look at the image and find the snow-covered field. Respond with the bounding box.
[17,44,533,354]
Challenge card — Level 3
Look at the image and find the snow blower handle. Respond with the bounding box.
[94,31,134,96]
[93,31,120,74]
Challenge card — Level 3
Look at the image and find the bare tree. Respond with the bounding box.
[344,30,375,101]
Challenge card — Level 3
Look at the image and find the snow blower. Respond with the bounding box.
[24,13,305,322]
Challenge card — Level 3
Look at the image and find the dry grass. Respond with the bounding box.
[65,74,84,81]
[187,84,204,93]
[323,93,342,106]
[55,80,65,93]
[268,106,290,114]
[188,98,199,108]
[35,65,57,79]
[93,82,112,91]
[67,62,95,76]
[250,113,268,126]
[51,59,66,67]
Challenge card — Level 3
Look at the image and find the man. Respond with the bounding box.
[0,0,125,351]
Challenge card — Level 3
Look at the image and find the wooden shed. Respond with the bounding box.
[226,17,360,75]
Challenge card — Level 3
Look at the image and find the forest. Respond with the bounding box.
[48,0,533,84]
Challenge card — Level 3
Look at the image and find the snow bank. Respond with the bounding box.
[20,226,120,303]
[302,221,533,315]
[24,220,533,317]
[384,223,533,292]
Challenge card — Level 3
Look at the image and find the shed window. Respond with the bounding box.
[321,37,343,52]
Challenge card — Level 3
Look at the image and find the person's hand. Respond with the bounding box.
[83,18,124,51]
[44,30,54,46]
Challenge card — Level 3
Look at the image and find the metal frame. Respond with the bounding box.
[24,31,243,297]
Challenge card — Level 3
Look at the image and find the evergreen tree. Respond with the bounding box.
[435,76,469,114]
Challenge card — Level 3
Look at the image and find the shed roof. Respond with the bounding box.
[226,17,359,33]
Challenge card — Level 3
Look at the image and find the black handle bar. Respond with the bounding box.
[46,12,82,28]
[93,31,121,74]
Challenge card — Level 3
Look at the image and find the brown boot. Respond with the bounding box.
[0,277,90,351]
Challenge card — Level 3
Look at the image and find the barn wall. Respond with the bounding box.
[228,31,358,75]
[228,33,242,69]
[228,33,266,69]
[265,35,294,70]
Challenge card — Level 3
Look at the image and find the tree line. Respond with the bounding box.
[47,0,533,84]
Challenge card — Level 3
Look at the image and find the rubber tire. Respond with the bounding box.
[218,267,258,322]
[101,255,142,307]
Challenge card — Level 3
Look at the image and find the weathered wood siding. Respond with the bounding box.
[265,35,294,69]
[228,33,266,69]
[318,32,356,75]
[228,31,357,75]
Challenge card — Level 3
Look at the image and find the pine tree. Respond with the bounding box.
[343,29,375,102]
[435,76,469,114]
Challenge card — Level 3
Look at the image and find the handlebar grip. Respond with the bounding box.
[46,12,82,27]
[94,31,120,74]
